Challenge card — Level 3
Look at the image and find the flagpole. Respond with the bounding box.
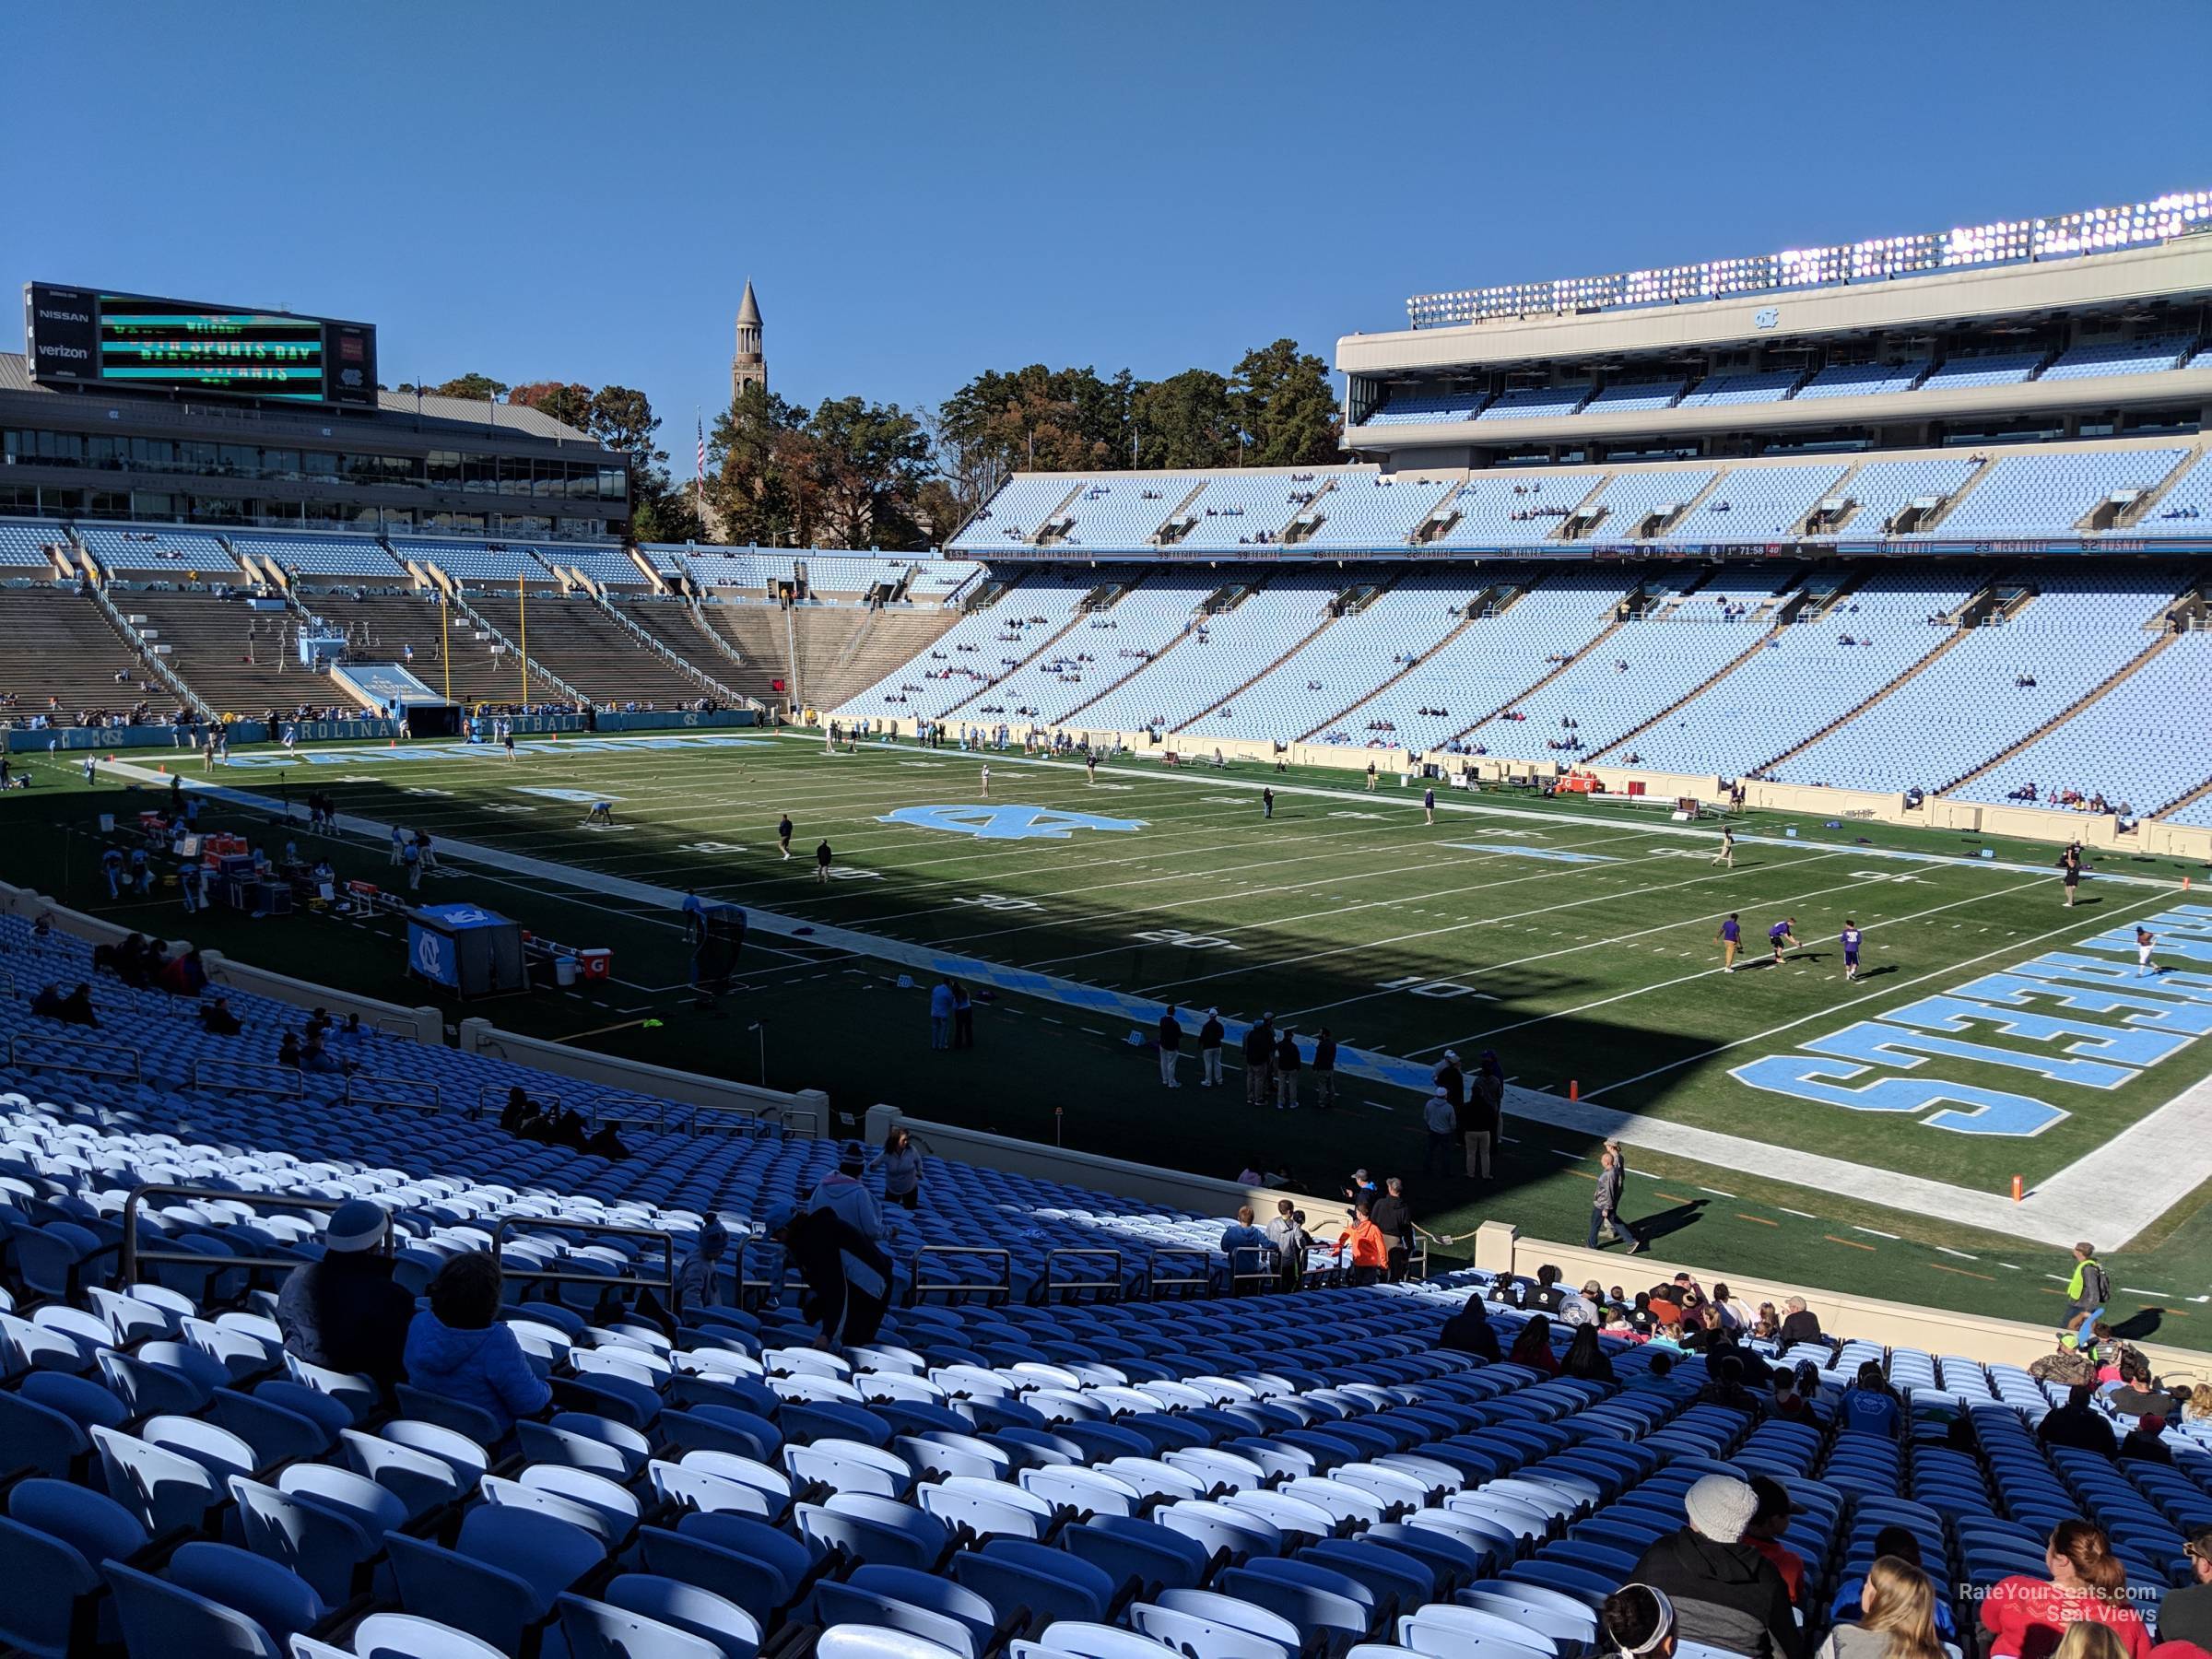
[441,593,452,706]
[517,572,528,709]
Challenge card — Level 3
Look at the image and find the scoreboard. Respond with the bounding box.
[24,282,378,407]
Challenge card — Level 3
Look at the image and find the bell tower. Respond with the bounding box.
[731,279,765,402]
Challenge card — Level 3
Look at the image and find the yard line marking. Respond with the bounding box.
[1935,1246,1979,1260]
[1700,1186,1735,1198]
[1853,1226,1901,1240]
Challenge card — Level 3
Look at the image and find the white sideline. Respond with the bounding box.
[93,754,2200,1252]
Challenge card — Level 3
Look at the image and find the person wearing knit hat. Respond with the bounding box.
[675,1215,730,1316]
[276,1198,414,1391]
[1197,1007,1225,1088]
[1631,1474,1803,1659]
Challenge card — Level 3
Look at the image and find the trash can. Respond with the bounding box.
[554,957,579,988]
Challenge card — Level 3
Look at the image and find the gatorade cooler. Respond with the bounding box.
[577,948,612,981]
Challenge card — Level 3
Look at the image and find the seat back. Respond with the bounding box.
[556,1593,729,1659]
[101,1559,284,1659]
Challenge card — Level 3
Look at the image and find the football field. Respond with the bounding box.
[20,730,2212,1342]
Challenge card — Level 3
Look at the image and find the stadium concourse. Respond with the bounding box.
[6,898,2212,1659]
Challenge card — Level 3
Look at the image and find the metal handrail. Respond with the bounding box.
[690,1102,812,1140]
[8,1033,142,1081]
[1041,1247,1123,1304]
[490,1215,676,1297]
[187,1057,301,1099]
[122,1183,388,1286]
[909,1244,1012,1308]
[1225,1244,1279,1296]
[1147,1245,1214,1300]
[346,1073,441,1113]
[733,1234,791,1309]
[585,1095,665,1134]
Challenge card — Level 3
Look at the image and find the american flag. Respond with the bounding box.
[696,416,707,482]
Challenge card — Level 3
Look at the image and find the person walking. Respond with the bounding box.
[1311,1026,1338,1111]
[2137,926,2160,979]
[778,813,794,859]
[403,838,422,891]
[1591,1147,1646,1251]
[1262,786,1275,820]
[1198,1007,1225,1088]
[1717,912,1742,971]
[1460,1056,1500,1180]
[1423,783,1436,825]
[1372,1177,1415,1282]
[1840,919,1864,982]
[2063,1241,2110,1344]
[1713,827,1735,868]
[1274,1028,1301,1110]
[1158,1005,1183,1088]
[1365,760,1378,793]
[389,822,406,866]
[2061,843,2082,907]
[928,978,953,1051]
[1086,752,1098,786]
[815,838,834,883]
[877,1125,924,1211]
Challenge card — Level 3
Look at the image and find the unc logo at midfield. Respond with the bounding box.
[877,804,1147,841]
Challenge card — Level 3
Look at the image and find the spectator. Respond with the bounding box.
[1771,1371,1815,1424]
[809,1142,886,1241]
[1197,1007,1225,1088]
[199,995,242,1036]
[498,1087,537,1133]
[1700,1354,1765,1418]
[1778,1297,1824,1346]
[1157,1005,1183,1088]
[1818,1555,1947,1659]
[1311,1026,1338,1111]
[1371,1178,1414,1281]
[1630,1475,1803,1659]
[1421,1088,1457,1173]
[402,1251,552,1434]
[1334,1194,1388,1285]
[1841,1360,1903,1439]
[1242,1018,1276,1109]
[928,978,954,1050]
[877,1125,924,1211]
[1508,1314,1562,1376]
[276,1199,413,1392]
[2039,1383,2120,1458]
[2159,1531,2212,1651]
[951,981,974,1049]
[1746,1477,1806,1606]
[1983,1521,2150,1659]
[1440,1299,1501,1361]
[1590,1147,1646,1253]
[675,1217,728,1315]
[2187,1385,2212,1425]
[2120,1416,2173,1465]
[1263,1200,1310,1292]
[1830,1530,1956,1641]
[770,1194,895,1349]
[1274,1028,1301,1110]
[1713,1281,1755,1332]
[1603,1583,1678,1659]
[1219,1205,1273,1292]
[1561,1324,1616,1383]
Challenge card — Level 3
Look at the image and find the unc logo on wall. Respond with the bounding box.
[412,932,448,979]
[877,805,1147,841]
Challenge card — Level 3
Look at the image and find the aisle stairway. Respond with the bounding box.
[0,587,163,717]
[119,591,314,719]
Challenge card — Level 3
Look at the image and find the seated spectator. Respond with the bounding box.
[199,996,242,1036]
[497,1087,537,1133]
[1770,1371,1816,1423]
[1818,1554,1947,1659]
[583,1123,630,1160]
[1561,1323,1615,1382]
[300,1033,353,1076]
[1699,1354,1764,1418]
[156,947,210,998]
[1630,1475,1803,1659]
[1440,1300,1501,1361]
[1603,1583,1678,1659]
[277,1031,301,1068]
[675,1216,728,1316]
[2039,1383,2119,1458]
[403,1250,552,1435]
[32,982,99,1028]
[1507,1312,1562,1376]
[2160,1532,2212,1652]
[2120,1416,2173,1465]
[1746,1477,1806,1605]
[1841,1360,1903,1439]
[1830,1529,1956,1641]
[276,1199,413,1391]
[1983,1521,2150,1659]
[1778,1297,1824,1347]
[2186,1385,2212,1425]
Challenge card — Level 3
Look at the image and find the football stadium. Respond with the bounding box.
[6,24,2212,1654]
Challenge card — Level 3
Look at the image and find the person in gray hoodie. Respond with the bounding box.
[1630,1475,1804,1659]
[401,1251,551,1435]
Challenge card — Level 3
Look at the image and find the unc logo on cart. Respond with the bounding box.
[877,805,1147,841]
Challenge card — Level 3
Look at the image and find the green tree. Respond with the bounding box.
[708,383,817,547]
[809,396,935,550]
[509,381,594,431]
[431,371,511,402]
[937,364,1134,503]
[1232,339,1341,466]
[1133,369,1241,470]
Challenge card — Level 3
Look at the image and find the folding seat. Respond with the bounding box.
[1159,1498,1285,1562]
[1063,1512,1212,1594]
[1,1311,98,1377]
[101,1558,293,1659]
[1129,1598,1296,1659]
[898,1430,1012,1484]
[814,1582,986,1659]
[1214,1562,1373,1652]
[664,1405,783,1462]
[788,1437,918,1500]
[394,1383,507,1447]
[949,1538,1117,1627]
[230,1474,388,1605]
[182,1315,281,1382]
[594,1574,764,1659]
[142,1412,259,1478]
[557,1592,729,1659]
[1458,1582,1601,1648]
[165,1539,331,1643]
[346,1610,510,1658]
[90,1423,227,1534]
[0,1386,94,1478]
[14,1220,117,1300]
[1332,1463,1433,1515]
[255,1378,355,1441]
[918,1474,1055,1543]
[385,1502,606,1652]
[1167,1446,1268,1496]
[0,1514,108,1658]
[337,1430,469,1523]
[563,1369,667,1430]
[785,1399,897,1448]
[1007,1623,1174,1659]
[640,1529,799,1622]
[284,1356,382,1424]
[515,1464,642,1545]
[206,1387,332,1466]
[824,1628,975,1659]
[797,1492,954,1573]
[1283,1476,1389,1529]
[1398,1601,1559,1659]
[1301,1536,1437,1607]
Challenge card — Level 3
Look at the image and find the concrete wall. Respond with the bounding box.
[1471,1220,2210,1383]
[459,1018,825,1136]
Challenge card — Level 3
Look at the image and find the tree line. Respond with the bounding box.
[395,340,1341,551]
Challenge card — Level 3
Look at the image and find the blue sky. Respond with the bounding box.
[6,0,2208,452]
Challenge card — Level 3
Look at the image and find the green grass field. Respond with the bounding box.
[8,729,2212,1346]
